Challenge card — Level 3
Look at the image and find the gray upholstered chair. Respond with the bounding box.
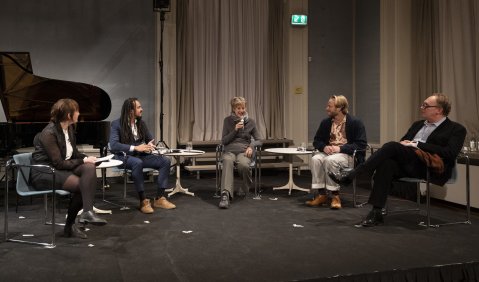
[393,153,471,228]
[4,152,70,248]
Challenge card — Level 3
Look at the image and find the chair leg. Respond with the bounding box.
[465,158,471,224]
[120,173,130,210]
[425,179,432,228]
[350,169,367,208]
[101,171,130,210]
[44,194,48,224]
[4,173,10,242]
[418,170,437,228]
[416,182,421,210]
[50,193,56,248]
[214,163,221,198]
[422,158,472,227]
[384,181,421,216]
[352,177,368,207]
[252,164,261,200]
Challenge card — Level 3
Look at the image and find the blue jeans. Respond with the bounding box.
[115,154,171,193]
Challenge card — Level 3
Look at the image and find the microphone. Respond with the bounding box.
[240,118,244,131]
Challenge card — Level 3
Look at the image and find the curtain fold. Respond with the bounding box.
[412,0,479,137]
[176,0,285,142]
[438,0,479,137]
[412,0,441,114]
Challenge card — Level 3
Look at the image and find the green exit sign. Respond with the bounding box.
[291,14,307,26]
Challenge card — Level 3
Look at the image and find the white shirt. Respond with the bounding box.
[63,128,73,160]
[129,120,139,152]
[413,117,447,143]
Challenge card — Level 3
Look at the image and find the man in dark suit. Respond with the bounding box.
[331,93,466,227]
[109,98,175,214]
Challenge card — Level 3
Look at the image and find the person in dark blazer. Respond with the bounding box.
[330,93,466,227]
[307,95,367,209]
[109,98,174,214]
[31,99,107,239]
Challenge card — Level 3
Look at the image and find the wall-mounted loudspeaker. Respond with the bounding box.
[154,0,170,12]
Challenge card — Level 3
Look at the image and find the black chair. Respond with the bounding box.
[4,152,70,248]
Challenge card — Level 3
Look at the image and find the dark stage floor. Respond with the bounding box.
[1,170,478,281]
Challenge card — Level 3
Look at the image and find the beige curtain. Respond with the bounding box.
[176,0,285,142]
[412,0,479,138]
[438,0,479,137]
[412,0,441,108]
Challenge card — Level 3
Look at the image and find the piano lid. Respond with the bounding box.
[0,52,111,122]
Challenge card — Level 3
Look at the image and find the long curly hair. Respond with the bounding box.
[119,98,147,143]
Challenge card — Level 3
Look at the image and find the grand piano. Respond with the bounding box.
[0,52,111,157]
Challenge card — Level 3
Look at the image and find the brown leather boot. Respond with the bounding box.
[305,194,328,207]
[153,196,176,209]
[330,195,342,209]
[140,199,154,214]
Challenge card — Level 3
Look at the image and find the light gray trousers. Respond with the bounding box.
[221,152,252,197]
[310,152,352,191]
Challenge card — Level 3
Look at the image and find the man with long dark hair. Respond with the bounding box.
[109,98,175,214]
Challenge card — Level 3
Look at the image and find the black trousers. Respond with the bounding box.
[357,141,427,208]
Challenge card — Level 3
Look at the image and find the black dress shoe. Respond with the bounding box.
[218,192,230,209]
[356,209,384,227]
[328,170,353,185]
[64,224,88,239]
[79,210,107,226]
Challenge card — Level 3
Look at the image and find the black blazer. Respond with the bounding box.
[31,122,86,170]
[401,118,466,185]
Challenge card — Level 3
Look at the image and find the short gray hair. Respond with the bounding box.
[230,97,246,111]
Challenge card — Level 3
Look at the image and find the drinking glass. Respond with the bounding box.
[156,141,166,154]
[470,140,477,152]
[298,142,306,152]
[186,141,193,152]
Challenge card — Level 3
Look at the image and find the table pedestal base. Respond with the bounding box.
[166,180,195,197]
[272,163,309,195]
[165,158,195,197]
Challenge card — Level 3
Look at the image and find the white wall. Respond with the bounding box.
[283,0,310,167]
[284,0,309,150]
[428,163,479,209]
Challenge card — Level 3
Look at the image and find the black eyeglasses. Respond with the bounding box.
[420,103,439,109]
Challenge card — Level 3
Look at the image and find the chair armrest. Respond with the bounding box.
[457,151,470,167]
[352,144,372,154]
[352,144,373,166]
[12,163,55,174]
[216,144,224,162]
[252,145,262,164]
